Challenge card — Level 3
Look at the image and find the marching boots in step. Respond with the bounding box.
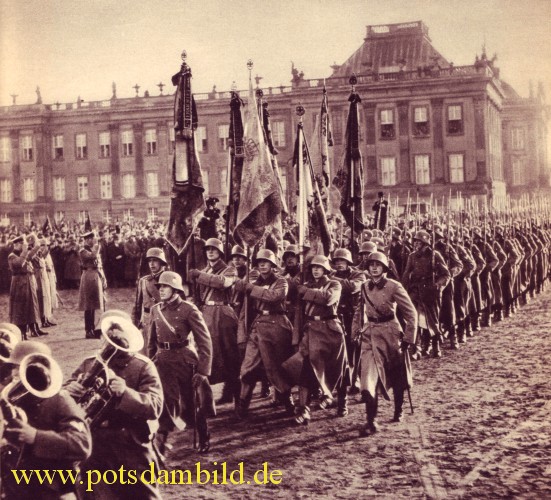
[420,329,432,357]
[336,385,348,417]
[359,391,378,437]
[456,320,467,344]
[431,333,442,358]
[393,388,405,423]
[448,325,459,350]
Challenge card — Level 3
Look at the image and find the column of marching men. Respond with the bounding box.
[1,219,550,499]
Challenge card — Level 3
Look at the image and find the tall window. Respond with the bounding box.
[100,174,112,199]
[447,105,463,134]
[169,126,175,153]
[512,158,523,186]
[146,172,159,197]
[380,109,395,139]
[24,212,32,226]
[195,126,207,153]
[511,128,525,150]
[414,155,430,185]
[102,209,111,223]
[272,121,286,148]
[99,131,111,158]
[413,106,430,136]
[77,176,89,200]
[22,178,35,202]
[121,130,134,156]
[21,135,33,161]
[145,128,157,155]
[121,173,136,198]
[52,134,64,159]
[54,211,65,224]
[0,179,12,202]
[76,133,87,159]
[449,153,465,183]
[123,208,134,222]
[53,177,66,201]
[147,207,158,222]
[78,210,88,223]
[0,137,10,162]
[218,124,229,151]
[380,157,396,186]
[332,113,343,146]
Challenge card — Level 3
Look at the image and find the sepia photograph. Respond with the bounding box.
[0,0,550,498]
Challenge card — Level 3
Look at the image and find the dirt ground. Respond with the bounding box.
[1,286,550,499]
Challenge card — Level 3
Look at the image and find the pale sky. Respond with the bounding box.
[1,0,551,106]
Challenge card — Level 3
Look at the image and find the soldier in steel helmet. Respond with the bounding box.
[402,230,451,358]
[233,249,295,418]
[132,247,168,352]
[352,252,417,437]
[331,248,366,401]
[0,322,21,390]
[188,238,241,409]
[357,241,377,272]
[147,271,213,454]
[284,255,349,424]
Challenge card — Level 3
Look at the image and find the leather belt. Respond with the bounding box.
[256,310,285,316]
[157,339,189,350]
[204,301,229,306]
[367,315,395,323]
[306,315,337,321]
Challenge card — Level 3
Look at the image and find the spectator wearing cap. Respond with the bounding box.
[188,238,240,408]
[78,231,106,339]
[7,235,43,339]
[198,197,220,241]
[402,230,451,358]
[63,235,81,289]
[234,249,295,418]
[132,247,167,352]
[284,255,349,424]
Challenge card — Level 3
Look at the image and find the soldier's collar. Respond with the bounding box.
[368,277,387,290]
[208,259,226,272]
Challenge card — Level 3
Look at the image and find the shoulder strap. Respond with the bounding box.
[361,284,384,316]
[155,306,176,334]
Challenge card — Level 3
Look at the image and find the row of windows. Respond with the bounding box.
[0,120,288,163]
[378,153,465,186]
[0,172,160,203]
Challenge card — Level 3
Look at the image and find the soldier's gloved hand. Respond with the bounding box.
[400,340,411,352]
[65,380,86,398]
[297,285,308,296]
[109,376,127,397]
[188,269,200,281]
[8,420,37,445]
[192,373,208,389]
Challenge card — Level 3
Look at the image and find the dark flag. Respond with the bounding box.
[333,81,365,232]
[227,90,245,235]
[234,74,284,248]
[84,212,92,232]
[294,118,332,256]
[166,52,206,256]
[42,215,53,235]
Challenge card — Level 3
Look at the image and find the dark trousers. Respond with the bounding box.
[84,310,95,333]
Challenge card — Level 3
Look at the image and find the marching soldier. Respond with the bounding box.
[148,271,214,454]
[234,249,295,418]
[352,252,417,436]
[280,244,302,330]
[331,248,366,399]
[357,241,377,272]
[188,238,241,408]
[472,228,499,328]
[463,232,485,334]
[402,230,450,358]
[495,225,521,318]
[132,247,167,352]
[284,255,349,424]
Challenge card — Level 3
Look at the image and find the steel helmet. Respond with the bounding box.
[282,244,300,261]
[371,237,385,251]
[309,254,332,272]
[146,247,168,265]
[413,230,431,245]
[434,225,445,238]
[0,329,20,362]
[6,340,52,365]
[331,248,353,265]
[359,241,377,255]
[204,238,224,256]
[230,245,247,259]
[255,249,279,268]
[367,251,389,271]
[0,323,22,340]
[155,271,185,292]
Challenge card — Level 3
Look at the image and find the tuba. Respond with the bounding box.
[76,315,143,428]
[1,353,63,475]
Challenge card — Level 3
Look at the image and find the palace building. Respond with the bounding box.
[0,20,548,226]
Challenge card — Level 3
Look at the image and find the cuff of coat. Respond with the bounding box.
[117,387,149,417]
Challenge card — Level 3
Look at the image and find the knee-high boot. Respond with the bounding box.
[393,388,405,422]
[337,385,348,417]
[359,391,378,436]
[237,382,254,419]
